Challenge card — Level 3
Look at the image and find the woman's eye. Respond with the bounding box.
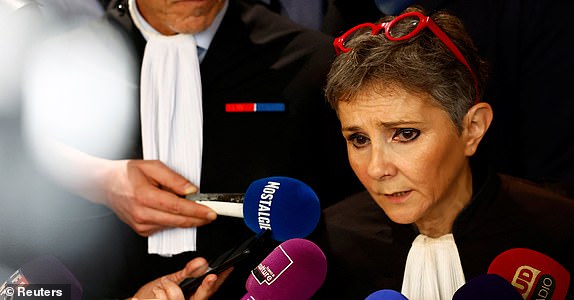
[392,128,420,142]
[347,133,370,148]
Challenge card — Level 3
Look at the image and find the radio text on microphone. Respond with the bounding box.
[511,265,556,299]
[257,181,280,230]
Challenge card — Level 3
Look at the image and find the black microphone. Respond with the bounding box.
[452,274,522,299]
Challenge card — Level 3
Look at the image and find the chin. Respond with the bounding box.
[385,210,417,225]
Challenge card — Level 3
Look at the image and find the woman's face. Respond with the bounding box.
[337,85,473,231]
[136,0,225,35]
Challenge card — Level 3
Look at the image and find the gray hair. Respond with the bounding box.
[325,6,488,131]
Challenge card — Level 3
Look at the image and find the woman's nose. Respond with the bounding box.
[367,144,397,180]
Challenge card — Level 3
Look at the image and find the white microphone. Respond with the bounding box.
[186,193,244,218]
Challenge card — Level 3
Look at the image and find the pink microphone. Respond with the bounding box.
[241,238,327,300]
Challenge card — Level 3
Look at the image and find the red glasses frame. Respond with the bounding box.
[334,11,479,103]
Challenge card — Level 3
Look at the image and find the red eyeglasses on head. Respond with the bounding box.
[333,11,479,103]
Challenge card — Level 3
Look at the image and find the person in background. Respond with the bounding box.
[258,0,324,31]
[323,0,574,198]
[312,6,574,299]
[322,0,382,36]
[19,0,362,298]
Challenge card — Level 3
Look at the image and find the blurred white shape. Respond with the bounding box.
[35,0,104,28]
[1,1,127,270]
[0,2,42,117]
[1,0,31,10]
[22,17,139,176]
[1,0,104,117]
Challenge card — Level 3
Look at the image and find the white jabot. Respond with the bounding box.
[128,0,203,256]
[401,234,466,300]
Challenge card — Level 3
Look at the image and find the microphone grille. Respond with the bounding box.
[243,176,321,241]
[245,238,327,300]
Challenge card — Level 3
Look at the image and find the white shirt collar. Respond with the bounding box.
[195,0,228,53]
[402,233,466,300]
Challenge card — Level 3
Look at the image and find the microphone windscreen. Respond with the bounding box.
[242,238,327,300]
[243,176,320,241]
[365,289,408,300]
[2,255,82,300]
[487,248,570,300]
[452,274,522,300]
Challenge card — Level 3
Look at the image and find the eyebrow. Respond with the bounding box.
[342,120,422,132]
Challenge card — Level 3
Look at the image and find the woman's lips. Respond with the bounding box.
[383,190,412,203]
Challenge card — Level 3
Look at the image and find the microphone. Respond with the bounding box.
[187,176,321,242]
[0,255,83,300]
[241,238,327,300]
[487,248,570,300]
[179,178,321,297]
[365,289,408,300]
[186,193,244,218]
[452,274,522,300]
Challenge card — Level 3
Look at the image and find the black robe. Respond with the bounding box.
[312,165,574,299]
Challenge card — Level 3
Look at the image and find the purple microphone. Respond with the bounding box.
[241,238,327,300]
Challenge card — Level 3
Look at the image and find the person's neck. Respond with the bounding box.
[415,163,473,238]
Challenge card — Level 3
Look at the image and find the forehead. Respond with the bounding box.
[338,85,433,118]
[336,84,458,132]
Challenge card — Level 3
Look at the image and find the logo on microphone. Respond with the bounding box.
[251,245,293,285]
[511,265,555,299]
[257,181,280,230]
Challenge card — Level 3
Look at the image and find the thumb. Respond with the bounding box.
[167,257,209,284]
[137,160,198,196]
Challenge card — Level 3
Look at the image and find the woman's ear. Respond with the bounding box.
[462,102,493,156]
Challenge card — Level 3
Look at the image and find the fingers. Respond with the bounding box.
[184,257,210,279]
[191,268,233,300]
[134,160,216,221]
[152,285,169,300]
[131,195,216,230]
[139,188,217,223]
[127,206,216,237]
[137,160,198,196]
[139,277,186,300]
[167,257,209,283]
[158,277,185,300]
[211,268,233,292]
[190,274,218,300]
[110,160,217,236]
[161,258,231,300]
